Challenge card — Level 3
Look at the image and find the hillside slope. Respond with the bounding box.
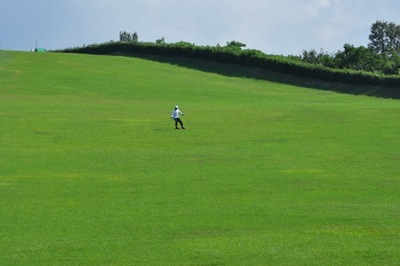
[1,51,400,265]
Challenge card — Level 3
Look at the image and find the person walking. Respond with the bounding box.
[171,105,185,129]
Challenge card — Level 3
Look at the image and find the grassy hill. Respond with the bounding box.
[1,50,400,265]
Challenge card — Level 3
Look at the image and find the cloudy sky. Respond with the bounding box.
[1,0,399,55]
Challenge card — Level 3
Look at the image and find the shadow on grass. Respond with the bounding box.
[119,53,400,99]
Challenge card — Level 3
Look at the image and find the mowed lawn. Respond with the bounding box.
[1,51,399,265]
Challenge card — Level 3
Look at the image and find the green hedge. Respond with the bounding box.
[59,42,400,88]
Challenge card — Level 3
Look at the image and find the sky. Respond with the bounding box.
[1,0,399,55]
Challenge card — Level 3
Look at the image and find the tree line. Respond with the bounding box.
[58,21,400,91]
[121,21,400,76]
[298,20,400,75]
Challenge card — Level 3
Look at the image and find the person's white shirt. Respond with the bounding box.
[171,107,183,119]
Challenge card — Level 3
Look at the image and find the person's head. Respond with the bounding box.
[175,105,179,110]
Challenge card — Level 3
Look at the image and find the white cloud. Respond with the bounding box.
[306,0,332,15]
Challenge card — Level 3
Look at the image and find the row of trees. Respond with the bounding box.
[119,21,399,75]
[119,31,138,42]
[120,31,166,45]
[299,20,400,75]
[59,39,400,88]
[59,21,400,90]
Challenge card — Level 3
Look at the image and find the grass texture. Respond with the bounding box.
[1,51,400,265]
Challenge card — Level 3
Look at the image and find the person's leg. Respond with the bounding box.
[174,118,179,129]
[178,118,185,129]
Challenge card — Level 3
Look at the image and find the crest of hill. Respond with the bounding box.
[58,42,399,99]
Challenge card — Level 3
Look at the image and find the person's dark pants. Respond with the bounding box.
[174,118,184,129]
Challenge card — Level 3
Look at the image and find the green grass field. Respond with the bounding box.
[1,50,399,265]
